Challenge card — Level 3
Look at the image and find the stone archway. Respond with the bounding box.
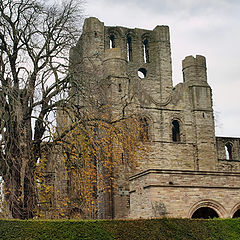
[230,203,240,218]
[232,209,240,218]
[188,200,226,218]
[191,207,219,219]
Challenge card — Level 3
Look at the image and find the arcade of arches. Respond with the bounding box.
[191,206,240,219]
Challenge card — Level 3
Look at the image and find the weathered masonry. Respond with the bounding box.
[69,17,240,219]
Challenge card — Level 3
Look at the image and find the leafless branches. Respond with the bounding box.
[0,0,84,219]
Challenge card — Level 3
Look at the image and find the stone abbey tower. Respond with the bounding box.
[66,17,240,219]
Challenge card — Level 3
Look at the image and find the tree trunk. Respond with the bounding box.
[3,117,37,219]
[5,156,36,219]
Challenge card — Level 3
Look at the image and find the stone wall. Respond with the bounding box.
[129,169,240,218]
[64,17,240,219]
[216,137,240,171]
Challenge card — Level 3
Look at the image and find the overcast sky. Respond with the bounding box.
[85,0,240,137]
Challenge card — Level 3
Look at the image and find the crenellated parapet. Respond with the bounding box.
[182,55,207,83]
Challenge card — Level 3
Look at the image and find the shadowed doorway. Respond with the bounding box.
[191,207,219,219]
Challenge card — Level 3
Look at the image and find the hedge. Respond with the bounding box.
[0,218,240,240]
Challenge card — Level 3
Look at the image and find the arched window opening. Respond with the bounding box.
[127,36,133,62]
[172,120,180,142]
[233,209,240,218]
[138,68,147,79]
[143,39,150,63]
[139,117,149,141]
[109,35,115,49]
[191,207,219,219]
[225,143,233,160]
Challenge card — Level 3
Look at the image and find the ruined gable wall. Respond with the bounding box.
[66,17,227,219]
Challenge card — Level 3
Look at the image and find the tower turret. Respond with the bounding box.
[182,55,207,83]
[182,55,217,170]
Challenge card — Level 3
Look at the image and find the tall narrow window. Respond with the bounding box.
[143,39,150,63]
[172,120,180,142]
[139,117,149,141]
[109,35,115,48]
[127,36,132,62]
[225,143,233,160]
[118,83,122,92]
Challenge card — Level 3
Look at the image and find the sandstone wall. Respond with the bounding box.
[129,169,240,218]
[66,17,240,219]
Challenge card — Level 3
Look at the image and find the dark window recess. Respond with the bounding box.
[109,35,115,48]
[172,120,180,142]
[127,36,133,61]
[225,143,233,160]
[139,117,149,141]
[143,39,150,63]
[118,83,122,92]
[192,207,219,219]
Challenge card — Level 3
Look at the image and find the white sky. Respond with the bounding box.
[85,0,240,137]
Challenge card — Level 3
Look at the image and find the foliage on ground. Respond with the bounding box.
[0,218,240,240]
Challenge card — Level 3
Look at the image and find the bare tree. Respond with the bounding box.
[0,0,83,219]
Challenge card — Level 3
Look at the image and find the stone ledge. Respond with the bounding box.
[129,168,240,181]
[143,185,240,190]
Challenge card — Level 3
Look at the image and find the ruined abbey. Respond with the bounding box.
[54,17,240,219]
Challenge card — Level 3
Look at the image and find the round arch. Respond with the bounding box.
[141,32,152,42]
[230,203,240,218]
[191,207,219,219]
[107,28,122,49]
[136,113,154,142]
[126,30,137,40]
[232,210,240,218]
[225,141,233,160]
[170,116,185,143]
[188,200,227,218]
[107,27,122,38]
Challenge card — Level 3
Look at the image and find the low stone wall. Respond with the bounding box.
[129,169,240,219]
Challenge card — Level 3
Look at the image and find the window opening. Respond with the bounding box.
[191,207,219,219]
[127,36,133,62]
[109,35,115,48]
[143,39,150,63]
[225,143,233,160]
[118,83,122,92]
[139,117,149,141]
[172,120,180,142]
[138,68,147,79]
